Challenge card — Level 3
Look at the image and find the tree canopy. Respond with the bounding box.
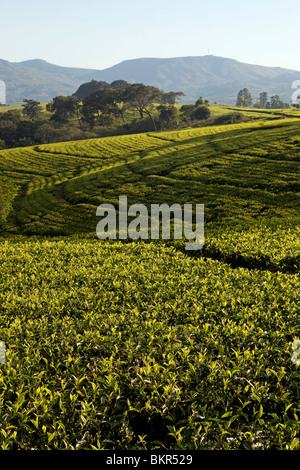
[236,89,290,109]
[236,88,253,107]
[22,99,43,121]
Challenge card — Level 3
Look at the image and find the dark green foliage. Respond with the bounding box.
[73,79,110,100]
[179,104,195,120]
[195,97,209,107]
[0,110,38,147]
[157,105,180,129]
[180,100,210,123]
[122,83,163,131]
[81,88,123,126]
[236,88,253,107]
[2,84,297,150]
[22,99,43,121]
[161,91,185,105]
[48,96,80,124]
[259,92,269,109]
[270,95,290,109]
[0,110,22,145]
[214,112,243,124]
[191,106,211,120]
[73,79,130,101]
[238,90,290,110]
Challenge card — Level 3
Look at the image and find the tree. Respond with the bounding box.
[214,112,242,125]
[110,80,129,90]
[195,97,209,107]
[180,104,195,121]
[99,88,126,119]
[157,105,180,129]
[81,88,124,126]
[259,92,268,109]
[81,95,97,126]
[73,80,109,100]
[0,110,22,146]
[16,120,36,144]
[236,88,253,107]
[73,79,129,100]
[195,97,204,106]
[22,99,43,121]
[123,83,163,131]
[0,110,38,147]
[34,123,57,144]
[161,91,184,105]
[269,95,289,109]
[270,95,281,109]
[191,105,211,120]
[48,96,79,123]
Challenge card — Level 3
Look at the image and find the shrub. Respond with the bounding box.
[191,105,211,120]
[214,112,243,125]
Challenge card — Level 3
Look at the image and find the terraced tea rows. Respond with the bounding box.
[0,115,299,450]
[0,117,299,236]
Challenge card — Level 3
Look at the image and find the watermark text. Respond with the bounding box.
[96,196,204,250]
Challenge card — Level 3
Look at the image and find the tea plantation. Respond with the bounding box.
[0,111,299,449]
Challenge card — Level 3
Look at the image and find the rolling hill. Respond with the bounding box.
[0,112,299,450]
[1,110,299,237]
[0,55,299,105]
[88,55,300,105]
[0,59,98,105]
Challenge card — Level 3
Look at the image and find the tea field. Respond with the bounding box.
[0,111,299,450]
[1,116,299,236]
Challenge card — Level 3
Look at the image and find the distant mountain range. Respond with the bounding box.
[0,55,299,105]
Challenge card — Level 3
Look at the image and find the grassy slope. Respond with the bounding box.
[0,110,299,450]
[0,102,49,112]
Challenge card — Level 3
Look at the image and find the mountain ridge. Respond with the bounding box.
[0,55,299,105]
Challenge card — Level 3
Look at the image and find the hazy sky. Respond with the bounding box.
[1,0,299,71]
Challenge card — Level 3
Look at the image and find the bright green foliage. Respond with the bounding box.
[0,118,299,236]
[180,222,300,274]
[0,237,299,450]
[0,115,299,450]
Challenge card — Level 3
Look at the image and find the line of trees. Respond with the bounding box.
[48,81,186,132]
[38,81,186,134]
[0,81,297,149]
[0,81,215,148]
[236,88,290,109]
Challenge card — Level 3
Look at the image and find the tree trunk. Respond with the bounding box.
[145,107,157,132]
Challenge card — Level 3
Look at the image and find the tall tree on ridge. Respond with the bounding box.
[123,83,163,131]
[259,92,268,109]
[236,88,253,107]
[22,99,43,121]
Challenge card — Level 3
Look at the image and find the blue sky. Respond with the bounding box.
[1,0,299,71]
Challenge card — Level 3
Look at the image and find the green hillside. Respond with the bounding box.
[0,114,299,450]
[1,115,299,236]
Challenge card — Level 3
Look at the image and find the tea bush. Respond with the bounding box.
[0,237,299,450]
